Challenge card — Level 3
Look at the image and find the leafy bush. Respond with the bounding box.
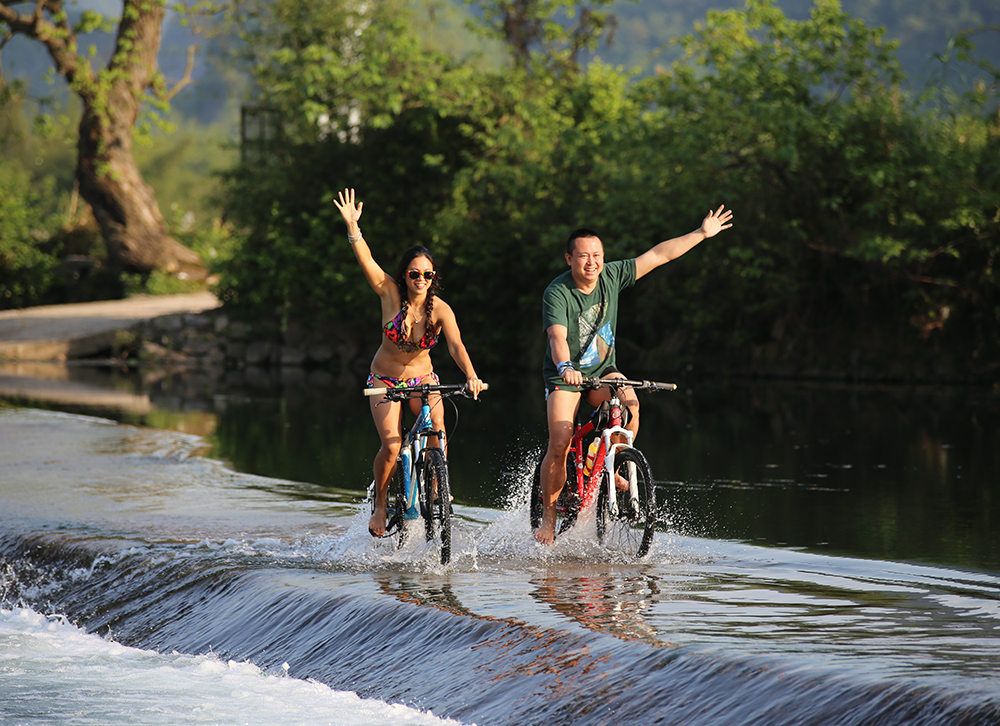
[0,163,59,308]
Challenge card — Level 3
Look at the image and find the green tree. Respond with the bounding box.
[216,0,496,332]
[469,0,622,72]
[0,0,205,277]
[626,0,1000,374]
[0,162,59,306]
[216,0,999,380]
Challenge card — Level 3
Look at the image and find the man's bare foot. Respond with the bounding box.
[369,503,387,538]
[534,509,557,545]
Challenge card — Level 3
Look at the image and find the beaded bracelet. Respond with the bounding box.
[348,229,363,244]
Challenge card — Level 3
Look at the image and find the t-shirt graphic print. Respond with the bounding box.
[578,303,614,368]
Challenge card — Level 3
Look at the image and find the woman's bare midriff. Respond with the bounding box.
[369,342,435,380]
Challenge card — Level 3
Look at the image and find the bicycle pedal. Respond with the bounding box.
[383,508,403,536]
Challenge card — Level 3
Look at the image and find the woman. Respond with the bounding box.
[333,188,483,537]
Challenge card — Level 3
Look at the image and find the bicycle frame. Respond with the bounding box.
[531,376,674,557]
[567,391,634,518]
[398,393,448,520]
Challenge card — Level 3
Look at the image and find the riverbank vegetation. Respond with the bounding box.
[217,0,999,381]
[2,0,998,381]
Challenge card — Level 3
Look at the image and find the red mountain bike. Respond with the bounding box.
[530,377,676,557]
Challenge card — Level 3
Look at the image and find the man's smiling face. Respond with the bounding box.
[566,236,604,289]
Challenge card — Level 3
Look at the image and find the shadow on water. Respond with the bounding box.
[1,361,998,571]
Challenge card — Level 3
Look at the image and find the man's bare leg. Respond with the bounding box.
[535,390,580,545]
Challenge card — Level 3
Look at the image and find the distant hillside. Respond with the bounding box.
[598,0,1000,81]
[3,0,998,127]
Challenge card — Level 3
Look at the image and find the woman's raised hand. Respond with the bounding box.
[334,188,363,226]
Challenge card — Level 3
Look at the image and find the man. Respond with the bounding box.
[535,205,734,545]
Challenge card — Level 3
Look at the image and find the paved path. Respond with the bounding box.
[0,292,220,361]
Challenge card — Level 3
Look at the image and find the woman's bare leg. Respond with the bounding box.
[369,395,403,536]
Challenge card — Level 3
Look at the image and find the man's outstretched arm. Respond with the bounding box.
[635,205,734,280]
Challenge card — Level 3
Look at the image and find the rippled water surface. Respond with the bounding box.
[1,367,999,725]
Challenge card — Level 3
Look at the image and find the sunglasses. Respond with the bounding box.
[408,269,436,281]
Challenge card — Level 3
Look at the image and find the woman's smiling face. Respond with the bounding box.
[405,255,436,296]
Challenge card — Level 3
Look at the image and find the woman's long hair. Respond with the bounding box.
[394,245,440,333]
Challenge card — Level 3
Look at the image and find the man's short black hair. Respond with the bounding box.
[567,228,601,255]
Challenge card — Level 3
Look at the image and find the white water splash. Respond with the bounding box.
[0,607,473,726]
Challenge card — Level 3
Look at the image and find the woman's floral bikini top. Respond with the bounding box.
[383,308,439,352]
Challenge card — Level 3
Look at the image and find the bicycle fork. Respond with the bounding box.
[600,425,638,519]
[399,440,420,520]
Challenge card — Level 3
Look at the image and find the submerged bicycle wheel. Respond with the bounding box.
[419,448,452,565]
[530,454,578,535]
[596,447,657,558]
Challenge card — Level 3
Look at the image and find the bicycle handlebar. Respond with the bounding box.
[580,377,677,392]
[363,382,490,398]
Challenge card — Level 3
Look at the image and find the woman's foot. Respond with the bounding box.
[369,503,387,537]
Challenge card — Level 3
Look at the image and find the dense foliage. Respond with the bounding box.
[0,162,59,306]
[216,0,999,381]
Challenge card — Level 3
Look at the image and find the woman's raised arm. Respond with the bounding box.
[333,188,393,297]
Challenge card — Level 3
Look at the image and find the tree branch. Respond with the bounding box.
[0,0,94,91]
[161,43,198,101]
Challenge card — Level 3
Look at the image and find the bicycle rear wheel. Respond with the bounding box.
[597,447,657,558]
[419,448,452,565]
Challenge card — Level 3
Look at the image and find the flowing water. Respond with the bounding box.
[1,364,998,725]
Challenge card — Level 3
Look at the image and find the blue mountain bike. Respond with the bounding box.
[364,381,486,565]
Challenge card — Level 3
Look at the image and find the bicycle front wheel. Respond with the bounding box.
[597,447,657,558]
[419,448,452,565]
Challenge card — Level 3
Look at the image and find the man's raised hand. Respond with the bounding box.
[701,204,734,238]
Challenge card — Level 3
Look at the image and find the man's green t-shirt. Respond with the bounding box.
[541,259,637,391]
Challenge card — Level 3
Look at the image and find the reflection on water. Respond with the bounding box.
[1,363,998,572]
[531,570,660,643]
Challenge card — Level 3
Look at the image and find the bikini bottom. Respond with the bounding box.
[366,372,440,389]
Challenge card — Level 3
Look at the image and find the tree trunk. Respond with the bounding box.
[75,1,205,277]
[0,0,207,278]
[77,111,206,277]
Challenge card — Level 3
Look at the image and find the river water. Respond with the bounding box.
[1,363,998,725]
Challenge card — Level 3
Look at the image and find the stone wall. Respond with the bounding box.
[129,308,363,373]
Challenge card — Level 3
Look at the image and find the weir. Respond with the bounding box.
[2,407,999,726]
